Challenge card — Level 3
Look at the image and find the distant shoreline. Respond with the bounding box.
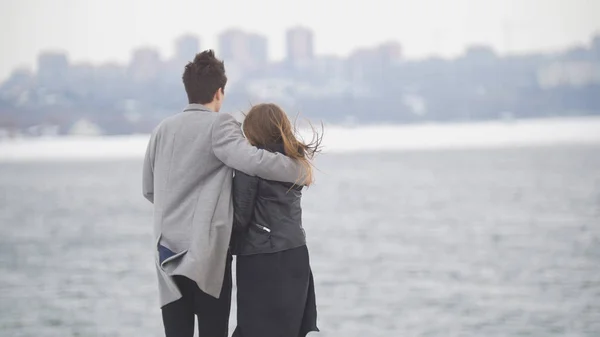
[1,116,600,162]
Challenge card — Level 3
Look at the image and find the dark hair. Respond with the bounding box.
[243,103,323,186]
[182,50,227,104]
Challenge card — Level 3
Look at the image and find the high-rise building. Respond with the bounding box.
[218,29,268,71]
[248,33,269,66]
[349,41,402,67]
[129,48,162,82]
[219,29,246,62]
[285,27,314,65]
[592,34,600,55]
[37,52,69,88]
[175,34,201,62]
[378,41,402,63]
[347,41,402,81]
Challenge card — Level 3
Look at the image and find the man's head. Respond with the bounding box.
[182,50,227,112]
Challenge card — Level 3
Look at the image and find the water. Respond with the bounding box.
[1,146,600,337]
[2,116,600,161]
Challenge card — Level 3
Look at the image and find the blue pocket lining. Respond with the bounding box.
[158,245,176,264]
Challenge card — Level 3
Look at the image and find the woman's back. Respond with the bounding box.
[230,103,320,337]
[231,144,307,255]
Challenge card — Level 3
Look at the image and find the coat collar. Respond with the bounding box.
[183,104,212,112]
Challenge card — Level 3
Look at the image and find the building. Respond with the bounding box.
[67,63,94,97]
[462,45,496,65]
[285,27,314,65]
[37,52,69,89]
[128,47,162,82]
[347,41,402,80]
[378,41,402,64]
[537,61,600,89]
[1,68,34,101]
[592,34,600,57]
[218,29,268,72]
[248,33,269,67]
[349,41,402,65]
[174,34,201,63]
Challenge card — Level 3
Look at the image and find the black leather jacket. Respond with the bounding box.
[230,144,306,256]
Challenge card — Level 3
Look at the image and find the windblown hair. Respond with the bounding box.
[242,103,323,186]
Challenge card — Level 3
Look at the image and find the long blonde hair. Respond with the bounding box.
[242,103,322,186]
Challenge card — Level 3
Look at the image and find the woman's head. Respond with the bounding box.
[242,103,322,186]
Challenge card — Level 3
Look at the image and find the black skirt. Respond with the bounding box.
[233,245,319,337]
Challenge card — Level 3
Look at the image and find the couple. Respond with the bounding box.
[142,50,321,337]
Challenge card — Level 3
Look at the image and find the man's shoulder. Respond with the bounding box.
[153,113,180,132]
[211,112,243,137]
[214,111,241,125]
[155,110,220,132]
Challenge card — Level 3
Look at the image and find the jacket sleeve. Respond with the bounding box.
[142,131,157,203]
[211,112,307,184]
[232,171,259,232]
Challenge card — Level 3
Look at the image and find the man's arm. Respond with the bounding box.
[211,112,306,183]
[142,132,157,203]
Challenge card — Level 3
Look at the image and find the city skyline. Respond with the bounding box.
[2,0,600,81]
[5,26,600,84]
[1,24,597,137]
[5,26,399,81]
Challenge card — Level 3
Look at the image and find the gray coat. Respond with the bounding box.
[142,104,304,307]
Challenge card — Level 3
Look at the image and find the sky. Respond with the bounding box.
[1,0,599,81]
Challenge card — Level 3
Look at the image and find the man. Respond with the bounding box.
[142,50,305,337]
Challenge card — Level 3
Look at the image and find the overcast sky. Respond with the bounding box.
[1,0,599,81]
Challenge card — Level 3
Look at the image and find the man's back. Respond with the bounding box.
[149,107,230,252]
[143,104,235,307]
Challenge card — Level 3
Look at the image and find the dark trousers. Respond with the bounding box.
[161,255,232,337]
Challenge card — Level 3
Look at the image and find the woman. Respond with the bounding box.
[231,103,322,337]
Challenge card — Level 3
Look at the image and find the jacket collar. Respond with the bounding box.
[259,143,286,155]
[183,104,212,112]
